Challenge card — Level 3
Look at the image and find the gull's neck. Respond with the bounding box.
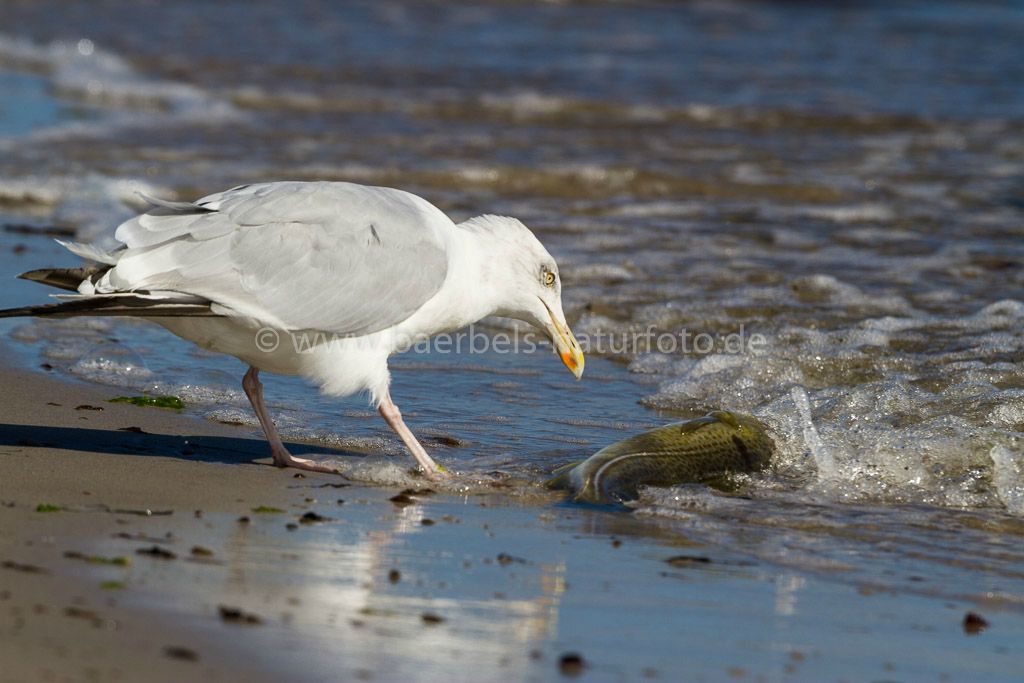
[391,224,506,340]
[444,225,507,327]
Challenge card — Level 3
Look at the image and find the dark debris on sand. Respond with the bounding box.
[299,511,332,524]
[389,488,435,507]
[664,555,713,567]
[64,606,105,628]
[136,546,177,560]
[218,605,263,625]
[963,611,989,635]
[389,493,415,507]
[163,646,200,662]
[64,551,130,566]
[113,532,174,544]
[558,652,587,677]
[2,560,49,574]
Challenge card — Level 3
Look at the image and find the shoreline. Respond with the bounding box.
[3,363,1023,682]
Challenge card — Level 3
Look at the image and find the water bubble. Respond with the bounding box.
[70,344,152,386]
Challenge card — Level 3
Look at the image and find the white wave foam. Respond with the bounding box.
[758,203,896,224]
[563,263,634,283]
[69,344,152,382]
[479,91,572,117]
[991,445,1024,515]
[790,386,835,481]
[0,173,168,244]
[801,204,895,223]
[0,36,233,246]
[634,296,1024,509]
[205,408,259,428]
[0,33,215,113]
[0,33,238,143]
[328,457,422,487]
[605,201,707,218]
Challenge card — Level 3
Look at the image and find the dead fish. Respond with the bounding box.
[546,411,774,503]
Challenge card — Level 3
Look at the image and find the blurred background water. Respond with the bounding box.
[1,0,1024,644]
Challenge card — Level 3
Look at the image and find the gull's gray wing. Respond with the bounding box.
[101,181,451,336]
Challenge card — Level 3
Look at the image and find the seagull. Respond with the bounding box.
[1,181,585,478]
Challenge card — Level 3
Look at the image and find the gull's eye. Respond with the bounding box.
[542,269,556,287]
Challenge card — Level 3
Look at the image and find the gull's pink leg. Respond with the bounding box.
[378,391,444,479]
[242,366,337,474]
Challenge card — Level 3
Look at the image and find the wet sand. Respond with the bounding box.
[0,365,316,682]
[3,364,1022,683]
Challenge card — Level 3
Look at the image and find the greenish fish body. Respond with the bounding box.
[547,411,774,504]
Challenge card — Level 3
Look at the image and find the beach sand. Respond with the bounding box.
[0,365,320,682]
[2,364,1021,683]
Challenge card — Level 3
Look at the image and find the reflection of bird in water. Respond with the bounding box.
[4,181,585,478]
[216,494,568,677]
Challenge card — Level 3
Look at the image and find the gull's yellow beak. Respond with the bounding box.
[542,301,585,380]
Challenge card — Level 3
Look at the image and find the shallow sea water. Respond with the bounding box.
[0,1,1023,678]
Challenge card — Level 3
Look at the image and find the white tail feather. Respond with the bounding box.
[56,239,121,266]
[136,191,204,212]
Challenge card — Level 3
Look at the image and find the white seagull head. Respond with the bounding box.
[460,214,585,379]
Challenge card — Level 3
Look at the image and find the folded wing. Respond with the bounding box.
[91,181,450,336]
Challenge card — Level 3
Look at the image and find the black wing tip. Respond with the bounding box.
[17,266,106,292]
[0,296,217,319]
[18,269,51,283]
[0,302,71,318]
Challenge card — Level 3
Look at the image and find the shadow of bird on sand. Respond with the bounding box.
[0,423,359,467]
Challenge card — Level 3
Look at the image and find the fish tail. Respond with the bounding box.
[545,461,582,490]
